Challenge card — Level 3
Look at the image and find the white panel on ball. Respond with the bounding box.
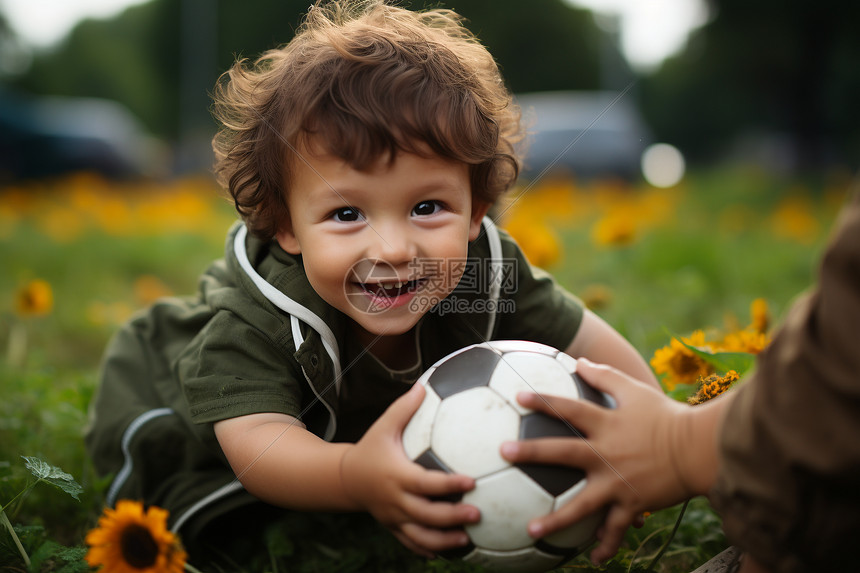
[464,467,554,551]
[486,340,558,356]
[401,386,441,460]
[489,352,580,415]
[554,351,578,374]
[431,387,519,477]
[542,480,605,549]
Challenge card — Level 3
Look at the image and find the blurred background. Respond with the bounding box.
[1,0,858,182]
[0,2,858,569]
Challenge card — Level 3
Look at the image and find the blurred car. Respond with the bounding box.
[514,90,652,182]
[0,88,162,183]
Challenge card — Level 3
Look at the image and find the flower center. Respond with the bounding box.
[671,351,703,377]
[120,523,159,569]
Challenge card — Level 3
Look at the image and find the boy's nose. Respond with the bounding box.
[369,221,417,264]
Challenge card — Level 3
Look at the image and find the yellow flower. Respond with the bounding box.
[650,330,714,391]
[520,179,587,223]
[591,208,637,247]
[38,205,86,243]
[86,301,135,327]
[134,275,173,306]
[581,283,612,311]
[86,500,186,573]
[688,370,739,405]
[718,328,770,354]
[749,297,769,333]
[503,214,562,268]
[770,195,820,244]
[15,279,54,317]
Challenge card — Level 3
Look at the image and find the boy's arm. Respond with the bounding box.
[215,413,356,510]
[564,309,659,388]
[214,383,479,556]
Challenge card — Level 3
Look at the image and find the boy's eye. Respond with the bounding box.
[332,207,361,222]
[412,201,442,216]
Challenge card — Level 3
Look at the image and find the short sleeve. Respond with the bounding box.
[177,310,305,424]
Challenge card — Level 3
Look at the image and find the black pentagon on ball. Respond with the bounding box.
[535,538,581,560]
[517,413,586,497]
[427,346,501,399]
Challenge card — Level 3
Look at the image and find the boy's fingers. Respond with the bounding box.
[516,391,604,433]
[409,465,474,497]
[398,521,472,554]
[392,530,435,559]
[575,358,642,398]
[401,492,480,529]
[528,481,610,539]
[500,436,594,468]
[589,504,632,564]
[382,382,426,431]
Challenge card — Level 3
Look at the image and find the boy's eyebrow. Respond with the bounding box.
[316,175,467,198]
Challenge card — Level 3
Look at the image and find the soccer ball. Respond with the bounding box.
[402,340,614,573]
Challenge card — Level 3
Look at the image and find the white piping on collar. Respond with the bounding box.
[233,224,343,390]
[482,216,503,339]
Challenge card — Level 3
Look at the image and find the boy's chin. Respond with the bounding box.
[349,312,425,339]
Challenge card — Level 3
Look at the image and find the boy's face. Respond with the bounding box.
[276,142,490,339]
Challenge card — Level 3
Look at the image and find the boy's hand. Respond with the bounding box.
[340,383,480,557]
[500,359,708,565]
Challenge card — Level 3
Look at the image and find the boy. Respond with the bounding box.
[86,0,657,561]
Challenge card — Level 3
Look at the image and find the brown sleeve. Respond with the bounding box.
[709,191,860,572]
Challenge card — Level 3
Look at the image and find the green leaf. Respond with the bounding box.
[689,346,755,375]
[670,332,756,375]
[666,383,698,402]
[21,457,83,501]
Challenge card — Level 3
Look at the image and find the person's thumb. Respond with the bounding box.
[383,381,426,431]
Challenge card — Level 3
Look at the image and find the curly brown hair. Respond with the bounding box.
[211,0,522,240]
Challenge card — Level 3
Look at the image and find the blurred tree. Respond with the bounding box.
[412,0,605,93]
[640,0,860,173]
[12,1,178,138]
[0,11,31,77]
[10,0,615,146]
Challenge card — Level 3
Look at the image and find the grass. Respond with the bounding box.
[0,165,849,571]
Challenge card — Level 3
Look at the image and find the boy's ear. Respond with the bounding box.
[275,219,302,254]
[469,200,492,241]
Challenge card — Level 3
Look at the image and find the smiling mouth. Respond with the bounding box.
[358,278,425,298]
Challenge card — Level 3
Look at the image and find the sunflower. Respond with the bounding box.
[591,208,638,247]
[14,279,53,317]
[650,330,714,391]
[86,500,186,573]
[749,297,770,333]
[503,212,562,268]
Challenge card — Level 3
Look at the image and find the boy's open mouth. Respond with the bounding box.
[359,278,425,298]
